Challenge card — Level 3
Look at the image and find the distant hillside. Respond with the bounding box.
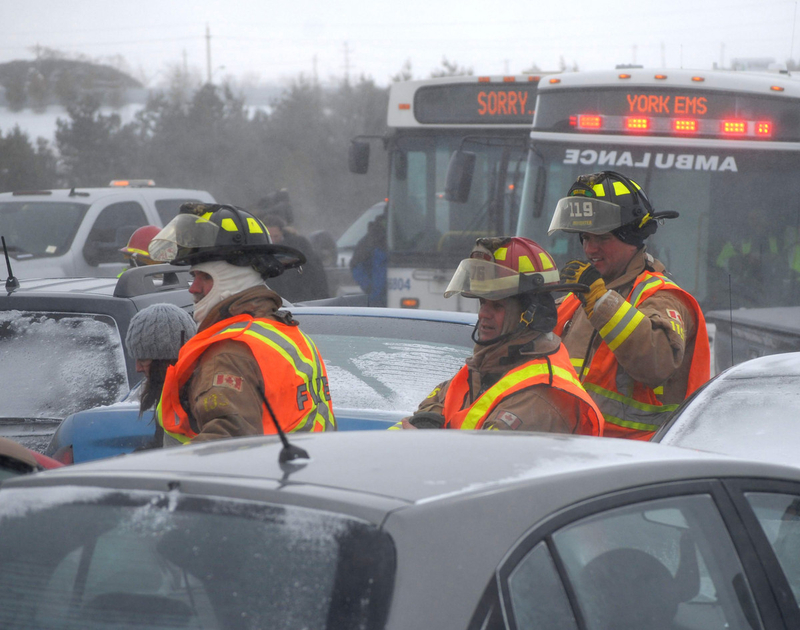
[0,58,143,111]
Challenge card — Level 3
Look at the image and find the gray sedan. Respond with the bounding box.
[3,431,800,629]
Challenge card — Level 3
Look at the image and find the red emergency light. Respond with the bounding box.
[578,115,602,129]
[755,121,772,136]
[673,119,698,133]
[625,117,650,131]
[721,120,747,134]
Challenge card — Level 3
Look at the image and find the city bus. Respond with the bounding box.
[507,68,800,368]
[349,75,542,311]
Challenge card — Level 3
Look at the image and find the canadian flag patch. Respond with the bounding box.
[497,411,522,430]
[213,373,243,392]
[666,309,684,326]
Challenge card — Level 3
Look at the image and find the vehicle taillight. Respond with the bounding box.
[51,445,74,465]
[721,120,747,134]
[578,115,602,129]
[625,117,650,131]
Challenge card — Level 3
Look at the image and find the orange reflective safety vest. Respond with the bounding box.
[442,344,604,436]
[158,314,335,443]
[555,270,709,441]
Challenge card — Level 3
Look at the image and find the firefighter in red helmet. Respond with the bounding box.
[120,225,162,268]
[399,236,603,436]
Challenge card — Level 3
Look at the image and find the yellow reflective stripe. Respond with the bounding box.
[612,180,631,196]
[602,413,660,432]
[461,363,583,429]
[126,247,149,257]
[220,217,238,232]
[599,301,645,351]
[387,422,403,430]
[571,358,584,370]
[297,329,335,430]
[584,382,679,414]
[242,325,327,431]
[461,363,551,429]
[517,255,534,272]
[653,386,664,395]
[247,217,264,234]
[156,400,191,443]
[494,247,508,261]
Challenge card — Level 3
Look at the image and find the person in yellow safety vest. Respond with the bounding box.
[148,203,336,445]
[549,171,710,441]
[399,236,604,436]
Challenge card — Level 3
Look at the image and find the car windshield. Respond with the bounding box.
[295,313,473,413]
[0,485,395,630]
[0,310,127,432]
[0,201,89,259]
[658,376,800,464]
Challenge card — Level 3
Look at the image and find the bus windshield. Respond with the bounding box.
[388,132,527,266]
[518,141,800,310]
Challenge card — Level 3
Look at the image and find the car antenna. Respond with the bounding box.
[2,236,19,290]
[255,387,310,464]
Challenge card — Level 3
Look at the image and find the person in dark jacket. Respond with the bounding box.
[261,213,329,303]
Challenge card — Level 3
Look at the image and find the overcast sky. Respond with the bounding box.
[1,0,799,87]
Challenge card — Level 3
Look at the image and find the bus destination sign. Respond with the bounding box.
[414,83,539,125]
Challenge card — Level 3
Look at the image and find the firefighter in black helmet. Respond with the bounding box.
[149,203,336,445]
[549,171,710,441]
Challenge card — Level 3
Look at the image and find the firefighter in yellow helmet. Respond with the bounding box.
[549,171,710,440]
[148,203,336,445]
[400,236,603,435]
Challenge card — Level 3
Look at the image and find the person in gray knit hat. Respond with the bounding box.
[125,303,196,446]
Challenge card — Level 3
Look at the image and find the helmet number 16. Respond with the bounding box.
[568,200,594,217]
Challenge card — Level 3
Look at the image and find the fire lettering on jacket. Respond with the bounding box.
[296,377,332,411]
[477,90,530,116]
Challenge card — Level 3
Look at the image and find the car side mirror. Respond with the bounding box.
[348,140,370,174]
[445,150,476,203]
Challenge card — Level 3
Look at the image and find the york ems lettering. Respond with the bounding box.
[626,93,708,115]
[564,149,737,172]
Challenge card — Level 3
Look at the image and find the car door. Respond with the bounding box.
[472,480,798,630]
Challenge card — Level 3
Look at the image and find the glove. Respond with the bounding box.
[560,260,607,318]
[408,411,446,429]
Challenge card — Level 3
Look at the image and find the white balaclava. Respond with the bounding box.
[191,260,265,323]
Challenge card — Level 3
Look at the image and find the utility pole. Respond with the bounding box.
[206,24,212,84]
[343,41,351,85]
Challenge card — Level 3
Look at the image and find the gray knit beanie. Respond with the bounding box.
[125,303,196,361]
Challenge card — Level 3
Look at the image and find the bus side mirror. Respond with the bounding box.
[445,150,476,203]
[349,140,370,174]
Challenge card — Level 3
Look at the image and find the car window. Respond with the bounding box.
[506,494,763,630]
[0,485,395,630]
[0,201,89,258]
[508,541,579,630]
[0,310,128,431]
[155,198,204,224]
[84,201,147,265]
[745,492,800,605]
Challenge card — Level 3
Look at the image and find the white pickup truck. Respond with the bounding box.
[0,182,215,279]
